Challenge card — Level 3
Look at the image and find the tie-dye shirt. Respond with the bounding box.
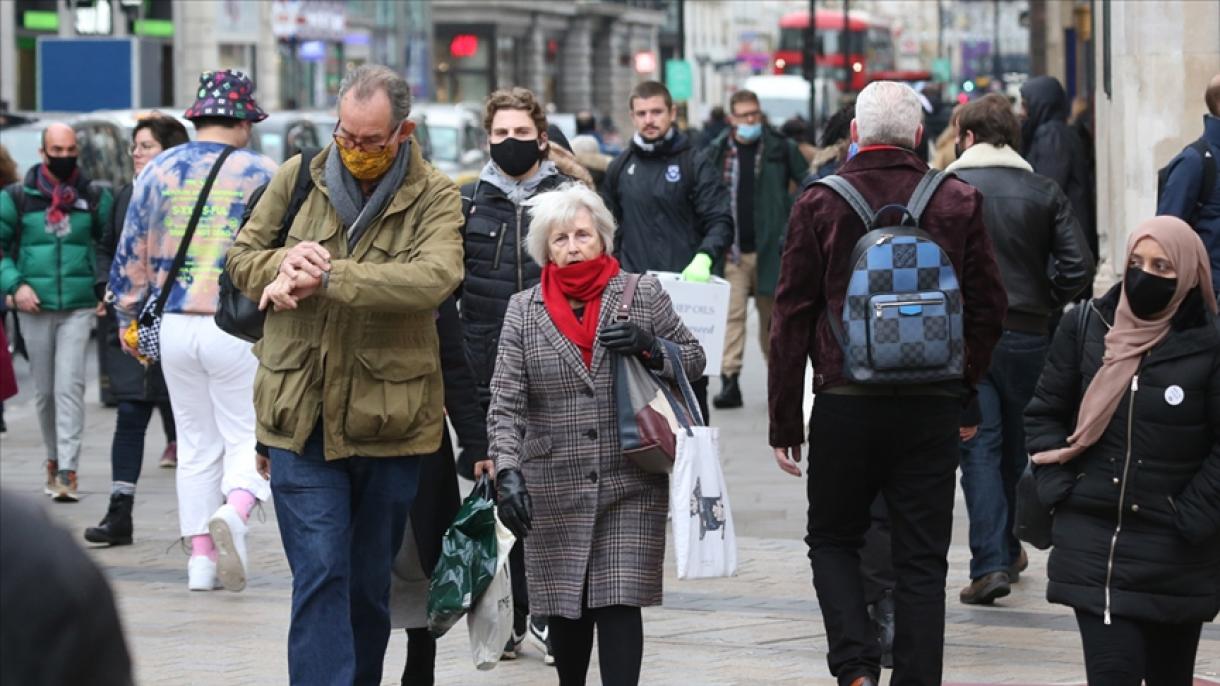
[109,141,277,327]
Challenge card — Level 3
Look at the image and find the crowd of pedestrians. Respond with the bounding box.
[1,63,1218,686]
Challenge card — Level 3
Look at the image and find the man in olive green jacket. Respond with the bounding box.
[225,66,463,685]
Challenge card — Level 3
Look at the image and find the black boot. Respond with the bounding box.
[402,628,436,686]
[84,493,134,546]
[867,589,895,669]
[712,374,742,409]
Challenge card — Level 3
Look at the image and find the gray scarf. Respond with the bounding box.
[631,126,676,153]
[478,159,559,206]
[324,140,411,250]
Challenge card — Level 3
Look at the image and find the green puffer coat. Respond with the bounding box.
[0,167,112,311]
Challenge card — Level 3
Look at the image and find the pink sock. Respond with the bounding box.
[192,534,217,562]
[227,488,257,523]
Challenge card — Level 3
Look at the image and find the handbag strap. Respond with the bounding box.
[615,272,641,322]
[153,145,235,318]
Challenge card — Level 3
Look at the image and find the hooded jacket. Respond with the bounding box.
[948,143,1095,332]
[1157,115,1220,292]
[1020,76,1097,261]
[459,156,577,404]
[601,129,734,274]
[1024,284,1220,624]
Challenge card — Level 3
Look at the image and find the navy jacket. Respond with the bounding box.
[1157,115,1220,292]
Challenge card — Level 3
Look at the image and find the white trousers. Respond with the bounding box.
[160,314,270,537]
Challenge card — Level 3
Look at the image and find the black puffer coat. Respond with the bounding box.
[1025,283,1220,624]
[460,168,572,405]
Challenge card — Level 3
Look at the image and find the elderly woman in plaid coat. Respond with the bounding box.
[487,182,705,685]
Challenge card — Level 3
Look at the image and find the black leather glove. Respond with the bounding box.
[599,322,664,368]
[496,469,532,540]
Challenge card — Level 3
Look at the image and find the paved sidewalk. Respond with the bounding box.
[1,319,1217,684]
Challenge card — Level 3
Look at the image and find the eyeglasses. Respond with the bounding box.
[733,109,762,122]
[129,141,161,155]
[332,119,402,153]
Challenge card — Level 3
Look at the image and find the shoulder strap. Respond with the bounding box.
[461,179,481,221]
[1075,300,1092,363]
[1192,138,1217,208]
[906,169,951,226]
[814,174,875,228]
[2,183,26,253]
[272,148,317,248]
[615,273,642,321]
[154,145,235,318]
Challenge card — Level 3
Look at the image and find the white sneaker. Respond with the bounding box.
[187,555,220,591]
[208,504,249,592]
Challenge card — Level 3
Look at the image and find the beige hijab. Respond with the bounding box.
[1032,216,1217,464]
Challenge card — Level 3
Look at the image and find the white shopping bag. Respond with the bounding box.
[467,511,516,670]
[647,271,731,373]
[669,426,737,578]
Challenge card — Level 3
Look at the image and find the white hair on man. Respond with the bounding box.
[853,80,925,150]
[523,182,617,266]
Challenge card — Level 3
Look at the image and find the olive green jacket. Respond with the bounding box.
[226,143,464,460]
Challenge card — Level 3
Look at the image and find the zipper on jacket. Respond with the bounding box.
[515,204,524,292]
[492,222,506,271]
[1103,372,1139,625]
[56,234,62,306]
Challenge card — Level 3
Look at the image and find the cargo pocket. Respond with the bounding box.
[254,343,315,435]
[344,349,438,441]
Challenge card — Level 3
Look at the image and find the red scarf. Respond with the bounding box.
[35,164,80,228]
[541,254,621,367]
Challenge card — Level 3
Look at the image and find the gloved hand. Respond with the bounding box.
[681,253,713,283]
[599,321,664,368]
[496,469,532,539]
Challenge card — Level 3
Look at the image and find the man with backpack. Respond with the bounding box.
[1157,73,1220,295]
[768,81,1006,686]
[601,80,734,419]
[0,122,112,502]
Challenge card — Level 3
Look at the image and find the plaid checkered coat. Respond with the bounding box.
[488,272,705,619]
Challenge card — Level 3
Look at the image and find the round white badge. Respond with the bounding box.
[1164,385,1185,406]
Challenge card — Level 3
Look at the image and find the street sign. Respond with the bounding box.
[665,59,694,102]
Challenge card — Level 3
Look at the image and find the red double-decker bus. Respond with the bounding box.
[774,9,928,92]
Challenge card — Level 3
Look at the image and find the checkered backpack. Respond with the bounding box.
[814,169,964,385]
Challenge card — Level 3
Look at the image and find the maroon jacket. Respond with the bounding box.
[767,148,1007,448]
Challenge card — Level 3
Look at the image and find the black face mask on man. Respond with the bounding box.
[1124,267,1178,320]
[490,137,542,177]
[46,155,78,181]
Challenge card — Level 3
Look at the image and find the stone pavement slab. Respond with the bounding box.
[1,318,1217,684]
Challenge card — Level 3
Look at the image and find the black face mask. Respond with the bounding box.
[490,137,542,178]
[1124,267,1178,320]
[46,155,78,181]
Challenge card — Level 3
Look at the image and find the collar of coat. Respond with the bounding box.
[1088,281,1220,365]
[835,146,926,175]
[946,143,1033,173]
[308,139,431,219]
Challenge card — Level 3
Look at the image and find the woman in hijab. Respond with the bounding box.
[1024,216,1220,684]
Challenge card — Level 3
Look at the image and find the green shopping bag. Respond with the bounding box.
[426,475,499,637]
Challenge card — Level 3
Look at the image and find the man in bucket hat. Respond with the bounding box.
[109,70,277,593]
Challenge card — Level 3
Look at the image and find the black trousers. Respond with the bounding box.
[805,394,960,686]
[549,605,643,686]
[1075,609,1202,686]
[860,496,894,604]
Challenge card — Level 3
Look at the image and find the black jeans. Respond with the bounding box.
[550,605,643,686]
[111,400,175,484]
[1075,609,1202,685]
[805,393,960,686]
[860,496,894,604]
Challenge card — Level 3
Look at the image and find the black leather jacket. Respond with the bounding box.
[952,151,1095,333]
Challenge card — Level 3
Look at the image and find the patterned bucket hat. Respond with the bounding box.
[183,70,268,122]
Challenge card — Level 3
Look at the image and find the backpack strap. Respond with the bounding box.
[2,183,26,255]
[272,148,317,248]
[1191,138,1217,212]
[906,169,951,226]
[814,175,875,228]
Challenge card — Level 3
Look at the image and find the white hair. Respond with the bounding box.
[854,81,924,149]
[523,183,617,266]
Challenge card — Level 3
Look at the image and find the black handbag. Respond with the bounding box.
[215,149,317,343]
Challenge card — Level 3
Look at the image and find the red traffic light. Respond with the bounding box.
[450,34,479,59]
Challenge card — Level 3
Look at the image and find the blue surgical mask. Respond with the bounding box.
[735,122,762,142]
[847,142,859,159]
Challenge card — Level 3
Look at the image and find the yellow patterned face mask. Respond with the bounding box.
[337,143,396,181]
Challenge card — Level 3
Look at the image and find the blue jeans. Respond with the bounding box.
[269,427,421,686]
[959,330,1049,579]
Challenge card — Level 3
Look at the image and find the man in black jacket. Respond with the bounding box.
[947,93,1094,605]
[1020,76,1096,266]
[602,80,734,418]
